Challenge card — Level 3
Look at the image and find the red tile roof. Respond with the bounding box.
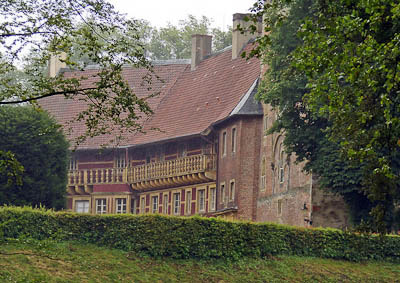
[40,44,260,149]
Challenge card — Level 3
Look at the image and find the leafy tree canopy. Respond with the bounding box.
[145,15,232,60]
[0,0,155,144]
[250,0,400,232]
[0,106,69,209]
[0,1,232,143]
[295,0,400,233]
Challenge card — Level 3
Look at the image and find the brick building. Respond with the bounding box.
[41,14,348,228]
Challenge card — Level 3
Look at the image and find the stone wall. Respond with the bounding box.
[311,177,350,229]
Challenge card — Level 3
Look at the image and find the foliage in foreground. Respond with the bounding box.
[1,239,399,283]
[0,107,69,209]
[251,0,373,227]
[0,207,399,262]
[249,0,400,232]
[0,0,155,145]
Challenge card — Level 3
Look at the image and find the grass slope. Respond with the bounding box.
[0,239,399,282]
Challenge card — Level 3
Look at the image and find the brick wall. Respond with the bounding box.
[256,104,313,226]
[216,115,262,221]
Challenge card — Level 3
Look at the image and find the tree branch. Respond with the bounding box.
[0,31,56,38]
[0,87,100,104]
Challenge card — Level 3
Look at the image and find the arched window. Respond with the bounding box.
[260,157,266,190]
[279,146,284,184]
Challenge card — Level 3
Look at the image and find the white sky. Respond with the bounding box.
[108,0,256,30]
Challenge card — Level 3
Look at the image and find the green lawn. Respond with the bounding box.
[0,239,399,282]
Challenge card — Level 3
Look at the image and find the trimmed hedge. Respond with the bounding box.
[0,206,399,261]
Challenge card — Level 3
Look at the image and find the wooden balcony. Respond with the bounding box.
[67,154,216,193]
[128,154,216,190]
[67,168,127,195]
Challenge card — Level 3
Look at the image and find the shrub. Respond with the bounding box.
[0,206,399,261]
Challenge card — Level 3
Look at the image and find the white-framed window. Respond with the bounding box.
[116,152,126,168]
[229,180,235,201]
[209,187,216,211]
[231,127,237,153]
[69,157,77,171]
[152,195,159,213]
[198,189,205,212]
[173,192,180,215]
[75,200,89,213]
[96,199,107,214]
[222,131,227,156]
[116,198,127,214]
[220,183,225,204]
[140,197,146,214]
[163,194,169,214]
[131,198,136,214]
[186,190,192,215]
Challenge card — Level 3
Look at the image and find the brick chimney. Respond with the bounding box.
[232,13,262,60]
[191,34,212,71]
[48,52,67,77]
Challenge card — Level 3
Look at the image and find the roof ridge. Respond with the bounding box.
[60,59,190,73]
[152,59,191,65]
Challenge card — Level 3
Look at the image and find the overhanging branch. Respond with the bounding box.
[0,31,56,38]
[0,87,99,104]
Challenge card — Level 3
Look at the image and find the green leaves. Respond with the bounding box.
[0,151,24,187]
[0,0,154,146]
[1,207,400,261]
[146,15,232,60]
[0,106,69,209]
[250,0,400,232]
[293,0,400,233]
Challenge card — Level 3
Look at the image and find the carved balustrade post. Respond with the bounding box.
[83,170,88,185]
[123,168,127,183]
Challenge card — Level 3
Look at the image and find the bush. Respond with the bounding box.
[0,106,69,209]
[0,206,399,261]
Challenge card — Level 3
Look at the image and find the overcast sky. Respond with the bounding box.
[108,0,256,30]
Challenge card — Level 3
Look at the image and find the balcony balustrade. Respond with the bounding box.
[67,154,216,191]
[68,168,126,186]
[127,154,215,183]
